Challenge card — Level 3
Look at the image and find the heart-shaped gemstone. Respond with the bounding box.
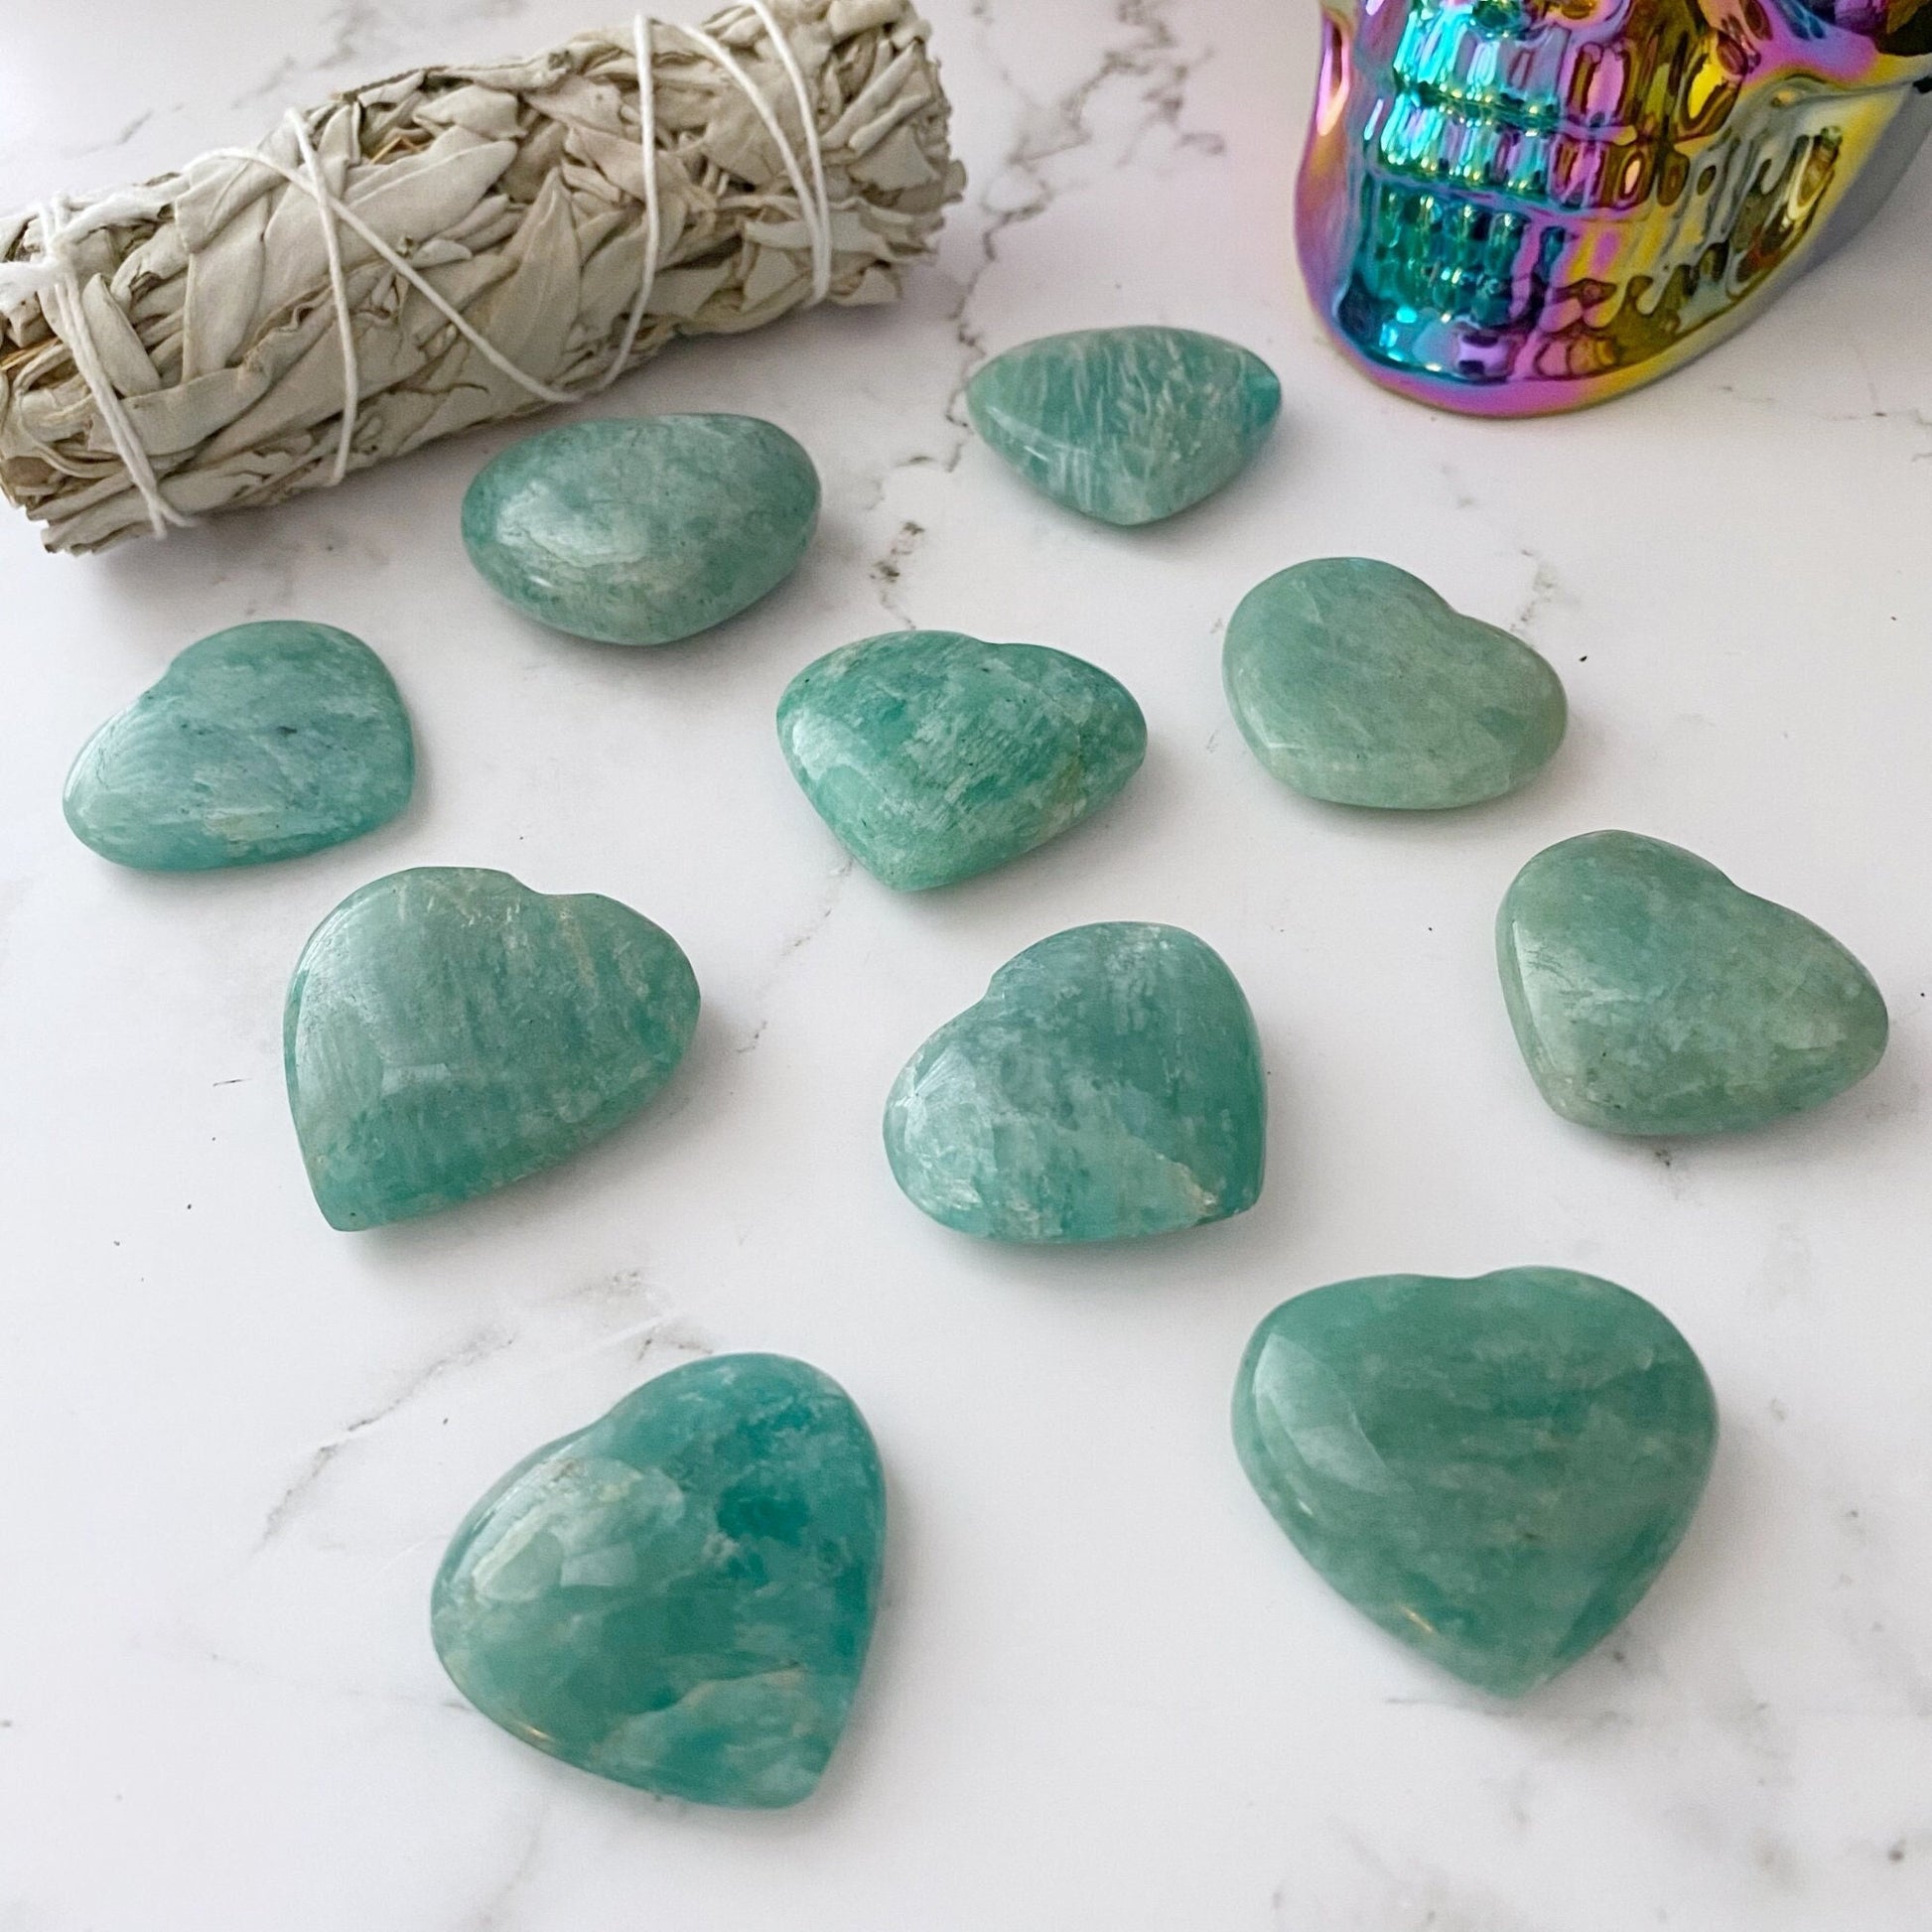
[63,621,413,870]
[285,868,699,1228]
[885,922,1266,1241]
[776,630,1147,890]
[966,326,1281,526]
[1499,831,1887,1135]
[462,415,820,644]
[1224,558,1566,808]
[433,1353,886,1808]
[1233,1268,1718,1697]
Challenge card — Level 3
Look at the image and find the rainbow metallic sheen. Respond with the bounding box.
[1297,0,1932,415]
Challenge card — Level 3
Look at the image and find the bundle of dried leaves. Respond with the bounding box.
[0,0,961,551]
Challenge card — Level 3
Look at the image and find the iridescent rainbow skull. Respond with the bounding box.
[1298,0,1932,412]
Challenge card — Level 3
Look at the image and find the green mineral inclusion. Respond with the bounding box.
[63,621,413,870]
[1499,831,1888,1135]
[776,630,1148,890]
[1233,1268,1718,1697]
[885,921,1266,1242]
[462,415,820,645]
[433,1353,885,1808]
[967,326,1282,526]
[285,868,699,1229]
[1224,557,1567,809]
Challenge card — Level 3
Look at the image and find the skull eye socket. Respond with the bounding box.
[1784,0,1932,56]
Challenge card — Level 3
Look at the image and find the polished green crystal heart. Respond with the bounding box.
[462,415,820,644]
[1224,558,1566,808]
[1233,1268,1718,1697]
[966,326,1281,526]
[776,629,1147,890]
[433,1353,885,1808]
[285,868,699,1229]
[885,922,1266,1241]
[63,621,413,870]
[1499,832,1887,1136]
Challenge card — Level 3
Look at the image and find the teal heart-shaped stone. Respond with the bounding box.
[462,415,820,644]
[1224,558,1566,808]
[63,621,413,870]
[1499,831,1887,1136]
[966,326,1281,526]
[285,868,699,1229]
[433,1353,886,1808]
[1233,1268,1718,1697]
[885,922,1266,1241]
[776,630,1147,890]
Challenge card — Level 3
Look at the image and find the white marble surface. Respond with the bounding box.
[4,2,1932,1926]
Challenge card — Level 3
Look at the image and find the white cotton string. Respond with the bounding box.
[34,197,195,537]
[0,183,179,302]
[744,0,834,303]
[596,12,665,392]
[600,7,830,387]
[10,7,836,532]
[672,6,835,304]
[198,143,581,408]
[285,110,361,485]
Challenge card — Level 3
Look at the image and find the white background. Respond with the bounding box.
[4,2,1931,1926]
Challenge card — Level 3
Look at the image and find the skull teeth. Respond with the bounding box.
[1349,115,1836,355]
[1389,2,1712,145]
[1368,87,1662,211]
[1354,177,1543,331]
[1393,5,1567,133]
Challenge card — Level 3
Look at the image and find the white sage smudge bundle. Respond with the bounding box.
[0,0,962,553]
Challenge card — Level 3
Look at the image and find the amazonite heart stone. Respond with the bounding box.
[1499,832,1887,1136]
[63,621,413,870]
[885,922,1265,1241]
[1234,1268,1718,1697]
[776,630,1147,890]
[286,868,699,1229]
[462,415,819,644]
[433,1353,885,1808]
[967,326,1282,526]
[1224,558,1566,808]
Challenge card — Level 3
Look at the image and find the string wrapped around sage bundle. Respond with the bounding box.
[0,0,962,553]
